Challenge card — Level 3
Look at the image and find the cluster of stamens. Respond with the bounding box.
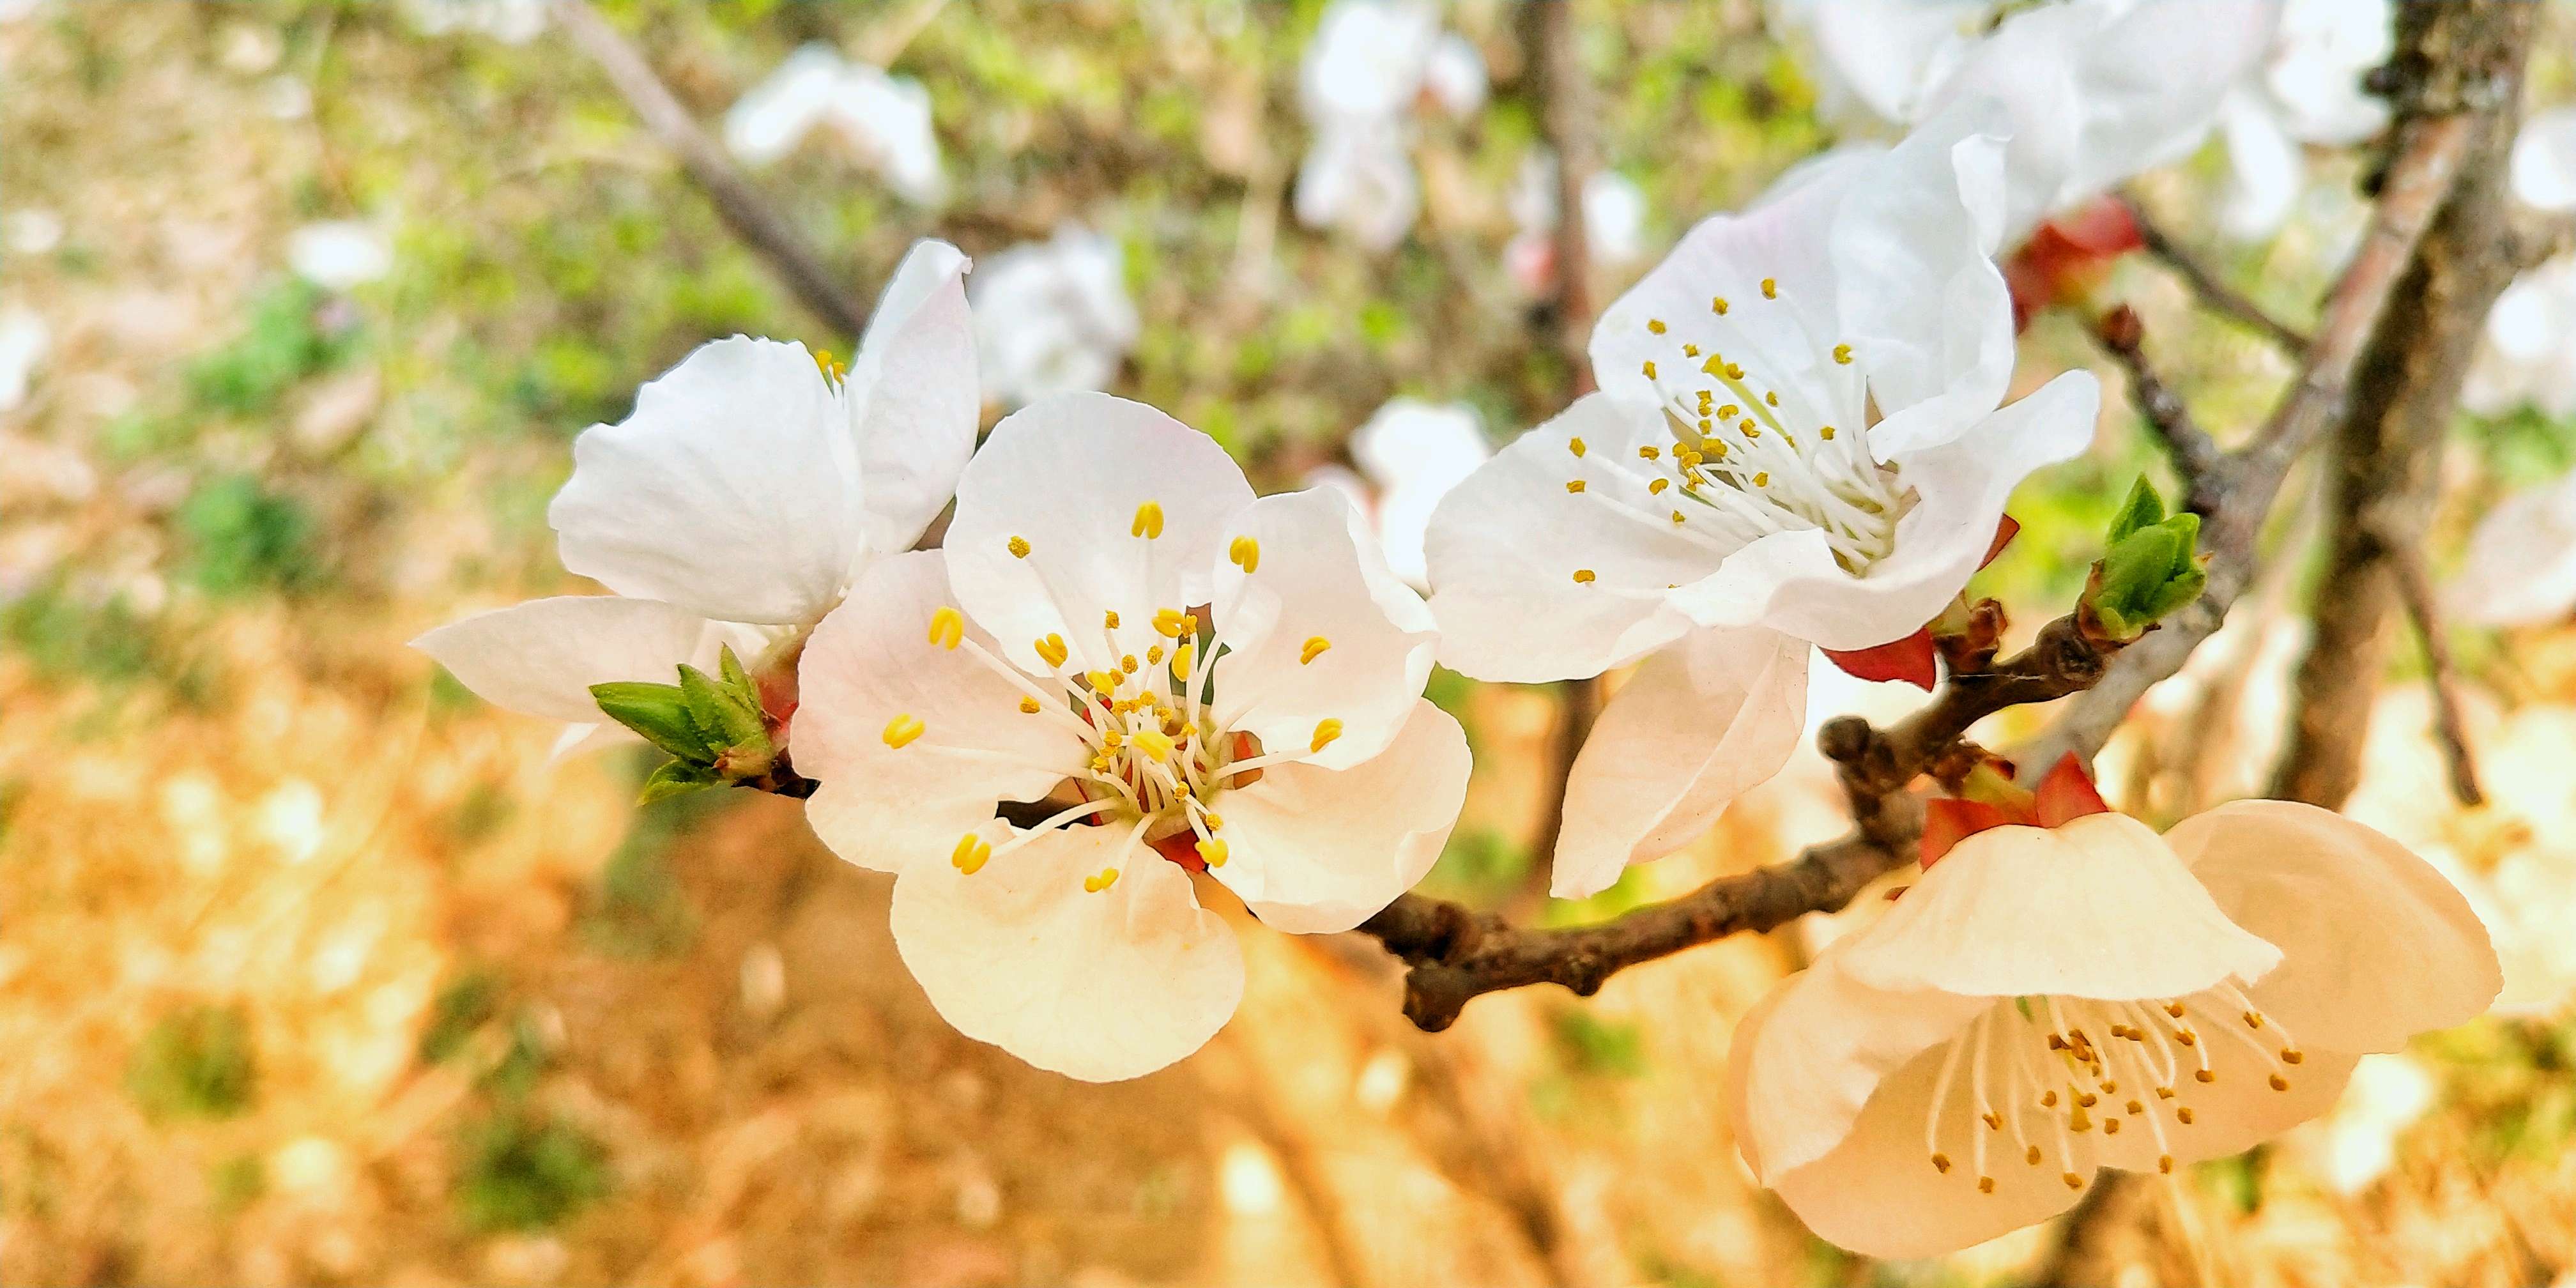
[1561,280,1910,586]
[877,504,1344,894]
[1920,985,2306,1195]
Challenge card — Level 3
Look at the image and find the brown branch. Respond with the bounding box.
[2119,192,2313,353]
[2385,539,2485,806]
[551,0,877,337]
[2268,0,2533,807]
[1358,614,2125,1031]
[2093,305,2221,507]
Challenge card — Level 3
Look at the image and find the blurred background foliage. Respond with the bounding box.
[3,1,2576,1285]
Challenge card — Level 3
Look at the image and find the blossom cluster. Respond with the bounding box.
[415,0,2526,1262]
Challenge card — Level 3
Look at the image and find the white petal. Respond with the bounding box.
[1210,699,1469,933]
[1549,627,1811,899]
[1293,123,1421,251]
[1209,488,1436,769]
[1423,393,1710,682]
[2447,468,2576,627]
[1729,956,1990,1182]
[2262,0,2391,145]
[968,225,1140,409]
[2511,107,2576,213]
[822,66,947,207]
[1800,0,1993,124]
[1830,100,2016,454]
[847,239,979,554]
[795,551,1089,874]
[891,822,1242,1081]
[1349,399,1491,588]
[2169,800,2501,1053]
[1837,813,2283,1001]
[2088,1041,2356,1176]
[723,45,845,166]
[942,392,1255,675]
[551,337,864,625]
[2219,90,2306,241]
[1667,370,2099,652]
[412,595,719,724]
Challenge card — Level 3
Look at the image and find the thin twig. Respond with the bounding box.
[1358,614,2127,1031]
[2119,192,2313,353]
[2093,305,2221,507]
[551,0,876,337]
[2384,539,2484,805]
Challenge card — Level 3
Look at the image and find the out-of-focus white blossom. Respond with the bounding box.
[723,44,946,208]
[968,225,1140,409]
[1310,399,1491,588]
[2218,0,2393,240]
[0,305,50,413]
[287,221,393,292]
[2288,1053,2438,1195]
[401,0,546,44]
[1505,153,1652,293]
[2511,107,2576,213]
[1294,0,1487,249]
[2460,109,2576,420]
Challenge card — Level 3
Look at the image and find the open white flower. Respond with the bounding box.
[1505,154,1652,294]
[723,44,946,208]
[1293,0,1486,249]
[1426,107,2099,898]
[2217,0,2393,240]
[1784,0,2281,240]
[793,393,1469,1081]
[1311,398,1492,588]
[1726,793,2497,1259]
[969,224,1140,410]
[415,240,977,755]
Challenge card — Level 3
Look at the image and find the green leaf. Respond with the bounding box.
[2085,510,2207,641]
[2105,477,2166,545]
[590,681,713,762]
[637,759,719,805]
[716,644,760,710]
[677,661,768,756]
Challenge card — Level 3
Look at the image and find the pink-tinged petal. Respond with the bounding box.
[848,238,979,554]
[1209,488,1436,770]
[1839,812,2281,1000]
[1666,372,2099,652]
[890,822,1241,1082]
[411,595,721,724]
[1764,1014,2104,1259]
[1209,700,1469,933]
[1423,393,1710,682]
[1726,954,1994,1184]
[551,337,866,625]
[1549,627,1810,899]
[1820,628,1938,691]
[944,392,1255,675]
[2034,753,2113,826]
[2087,1041,2358,1176]
[1919,797,2017,870]
[795,551,1089,874]
[2168,800,2501,1052]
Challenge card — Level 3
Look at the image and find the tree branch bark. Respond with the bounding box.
[2094,304,2221,509]
[2120,192,2313,353]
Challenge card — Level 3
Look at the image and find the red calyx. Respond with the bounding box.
[1822,628,1939,691]
[2034,751,2113,827]
[2004,195,2144,332]
[1919,797,2021,869]
[1918,753,2113,868]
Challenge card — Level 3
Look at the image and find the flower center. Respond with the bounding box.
[1919,982,2307,1194]
[1567,292,1910,575]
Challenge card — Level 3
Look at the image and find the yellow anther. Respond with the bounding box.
[1638,445,1660,460]
[1834,343,1854,365]
[927,606,965,650]
[1147,645,1165,664]
[1724,362,1744,379]
[2158,1154,2174,1175]
[1566,479,1586,493]
[1101,728,1124,748]
[1170,640,1196,679]
[1646,318,1667,335]
[1229,535,1261,572]
[1718,404,1739,419]
[1132,500,1165,539]
[1103,609,1121,629]
[1018,696,1043,714]
[1979,1176,1997,1194]
[2268,1074,2290,1091]
[1765,391,1779,406]
[1082,866,1121,893]
[1120,654,1139,675]
[1201,811,1223,830]
[1761,277,1778,299]
[1568,436,1587,457]
[1198,837,1229,868]
[1740,420,1758,436]
[1008,535,1032,558]
[1671,510,1685,525]
[1087,670,1122,694]
[1643,360,1660,381]
[2281,1048,2304,1064]
[1572,568,1596,583]
[1648,478,1669,495]
[1712,295,1729,314]
[1820,425,1837,440]
[1034,633,1070,668]
[1683,344,1699,357]
[951,832,992,874]
[2062,1172,2082,1191]
[1752,471,1770,487]
[1152,608,1189,637]
[1133,728,1176,760]
[1310,718,1344,753]
[1697,418,1713,432]
[1299,636,1333,665]
[813,348,839,376]
[882,714,926,749]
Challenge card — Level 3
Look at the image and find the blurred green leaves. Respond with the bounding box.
[2083,478,2207,642]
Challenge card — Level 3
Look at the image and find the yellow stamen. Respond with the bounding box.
[1147,645,1165,664]
[1712,295,1729,314]
[1648,478,1669,495]
[1120,654,1139,674]
[1566,479,1586,493]
[1646,318,1667,334]
[1198,837,1229,868]
[882,714,925,749]
[1572,568,1596,583]
[1132,728,1175,760]
[1087,670,1121,694]
[1034,633,1070,669]
[951,832,992,874]
[1169,640,1196,678]
[1752,471,1770,487]
[1761,277,1777,299]
[1131,501,1164,539]
[1568,436,1586,457]
[1638,445,1660,460]
[1834,343,1854,365]
[1229,536,1261,572]
[1671,510,1685,525]
[927,606,965,650]
[1310,718,1344,753]
[1820,425,1837,440]
[1642,360,1658,379]
[1008,535,1031,558]
[1300,636,1332,665]
[1082,867,1121,893]
[1103,609,1121,629]
[1018,696,1043,714]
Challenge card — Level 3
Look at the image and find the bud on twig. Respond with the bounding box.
[590,645,780,803]
[2079,478,2207,643]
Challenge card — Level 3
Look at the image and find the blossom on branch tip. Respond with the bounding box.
[969,225,1140,409]
[723,44,946,208]
[413,239,978,759]
[1307,398,1493,589]
[1292,0,1486,249]
[1424,105,2100,900]
[793,392,1469,1081]
[1726,770,2499,1259]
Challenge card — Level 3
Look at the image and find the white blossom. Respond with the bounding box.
[287,221,393,293]
[723,44,946,208]
[1293,0,1487,249]
[968,224,1140,408]
[2218,0,2394,239]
